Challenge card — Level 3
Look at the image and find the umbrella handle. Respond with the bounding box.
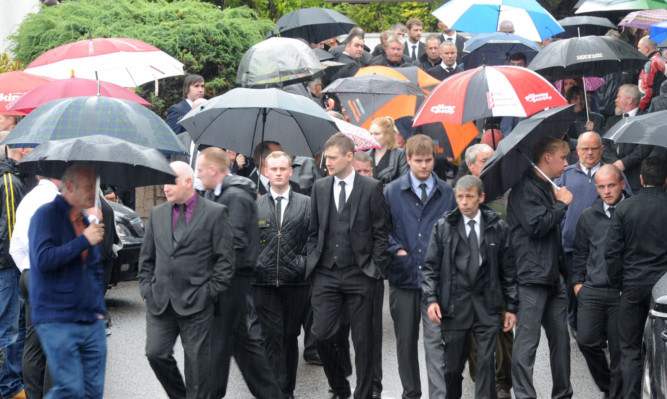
[519,151,559,190]
[89,176,101,225]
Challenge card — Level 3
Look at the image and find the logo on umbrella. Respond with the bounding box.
[0,93,23,102]
[576,53,604,60]
[430,104,456,114]
[525,93,553,103]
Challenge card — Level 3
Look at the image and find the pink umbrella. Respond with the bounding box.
[6,77,150,114]
[619,9,667,30]
[554,76,606,93]
[0,71,54,115]
[333,119,381,151]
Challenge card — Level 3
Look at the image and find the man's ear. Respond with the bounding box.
[640,174,645,187]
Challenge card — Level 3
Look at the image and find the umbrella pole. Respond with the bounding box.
[519,151,559,190]
[582,75,590,122]
[91,176,101,224]
[257,108,267,195]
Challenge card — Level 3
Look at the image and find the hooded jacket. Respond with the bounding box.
[421,205,519,318]
[648,79,667,113]
[211,174,259,277]
[0,158,26,270]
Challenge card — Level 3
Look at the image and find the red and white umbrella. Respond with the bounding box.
[413,66,567,127]
[0,71,54,115]
[24,38,184,88]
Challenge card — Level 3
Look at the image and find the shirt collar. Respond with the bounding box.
[580,162,601,176]
[259,174,269,189]
[441,62,457,70]
[409,171,434,193]
[177,192,198,210]
[271,187,290,201]
[626,108,639,117]
[462,209,482,228]
[213,181,223,196]
[334,169,356,188]
[604,196,623,214]
[443,32,456,41]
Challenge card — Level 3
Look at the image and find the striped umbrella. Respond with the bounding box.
[619,9,667,30]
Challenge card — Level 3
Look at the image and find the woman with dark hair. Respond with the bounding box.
[367,116,409,184]
[565,85,605,163]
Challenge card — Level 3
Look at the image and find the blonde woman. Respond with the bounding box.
[367,116,410,184]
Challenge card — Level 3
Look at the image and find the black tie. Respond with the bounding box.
[338,181,346,214]
[586,168,592,183]
[412,45,417,60]
[467,219,479,281]
[275,196,283,228]
[608,206,615,219]
[446,67,452,73]
[420,183,428,204]
[623,113,629,118]
[173,204,186,243]
[204,190,215,200]
[447,37,453,42]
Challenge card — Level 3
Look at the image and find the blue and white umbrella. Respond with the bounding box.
[432,0,563,42]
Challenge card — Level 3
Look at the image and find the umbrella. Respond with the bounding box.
[354,66,441,94]
[603,109,667,149]
[461,32,542,69]
[24,38,184,88]
[6,77,150,114]
[0,71,53,115]
[265,7,356,44]
[650,21,667,45]
[479,105,575,201]
[178,88,338,157]
[619,9,667,30]
[333,119,381,151]
[322,74,424,129]
[2,96,188,155]
[431,0,563,42]
[413,66,567,127]
[575,0,667,13]
[18,135,177,187]
[556,16,618,38]
[554,77,606,93]
[420,121,481,160]
[236,38,324,88]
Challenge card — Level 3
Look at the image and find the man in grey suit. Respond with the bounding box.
[307,133,390,399]
[139,161,235,399]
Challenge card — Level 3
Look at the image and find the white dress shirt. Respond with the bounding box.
[10,179,61,272]
[333,169,356,210]
[462,210,483,265]
[270,187,290,227]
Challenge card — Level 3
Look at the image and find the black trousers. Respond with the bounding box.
[145,303,214,399]
[19,270,52,399]
[617,284,652,399]
[210,275,283,399]
[371,279,384,395]
[253,284,309,396]
[576,286,621,397]
[311,264,377,399]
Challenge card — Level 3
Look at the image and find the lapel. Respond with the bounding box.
[173,197,205,252]
[457,216,468,249]
[348,175,363,225]
[320,177,333,231]
[163,203,175,254]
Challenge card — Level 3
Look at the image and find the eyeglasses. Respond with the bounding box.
[578,146,601,152]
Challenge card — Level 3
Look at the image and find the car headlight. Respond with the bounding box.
[115,220,130,242]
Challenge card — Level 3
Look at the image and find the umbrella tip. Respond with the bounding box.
[71,70,75,78]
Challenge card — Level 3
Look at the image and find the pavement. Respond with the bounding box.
[104,280,598,398]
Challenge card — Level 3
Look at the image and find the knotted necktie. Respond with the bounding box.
[608,206,615,219]
[412,45,417,60]
[467,219,479,281]
[173,203,186,243]
[338,181,346,214]
[420,183,428,204]
[275,196,283,227]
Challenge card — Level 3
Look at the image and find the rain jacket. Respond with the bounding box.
[638,50,666,110]
[647,79,667,113]
[0,158,26,270]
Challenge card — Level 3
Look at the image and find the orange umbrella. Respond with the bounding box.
[355,66,441,95]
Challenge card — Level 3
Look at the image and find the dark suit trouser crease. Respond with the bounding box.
[372,279,384,395]
[210,275,283,399]
[311,264,377,399]
[576,286,621,397]
[253,284,310,396]
[468,311,513,392]
[512,282,572,399]
[146,303,214,399]
[617,285,652,399]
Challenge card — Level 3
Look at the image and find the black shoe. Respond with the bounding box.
[329,393,351,399]
[372,392,382,399]
[304,353,323,366]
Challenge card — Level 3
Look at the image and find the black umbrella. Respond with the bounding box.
[265,7,356,44]
[556,16,618,38]
[461,32,542,69]
[18,135,176,187]
[603,109,667,149]
[480,105,575,202]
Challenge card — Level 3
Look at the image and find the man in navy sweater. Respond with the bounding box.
[28,165,107,399]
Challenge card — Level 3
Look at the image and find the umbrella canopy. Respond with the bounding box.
[354,66,441,94]
[461,32,542,69]
[556,16,617,38]
[2,96,187,155]
[480,105,575,201]
[413,66,567,127]
[650,20,667,45]
[18,135,177,187]
[0,71,53,115]
[24,38,184,88]
[432,0,563,42]
[178,88,338,157]
[333,119,381,151]
[420,122,481,160]
[619,9,667,30]
[554,77,606,93]
[603,109,667,149]
[528,36,646,81]
[236,38,324,88]
[575,0,667,13]
[265,8,356,44]
[6,77,150,114]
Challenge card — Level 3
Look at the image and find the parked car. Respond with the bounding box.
[106,200,145,287]
[643,272,667,398]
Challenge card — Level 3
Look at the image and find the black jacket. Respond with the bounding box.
[421,205,519,318]
[211,174,259,277]
[368,148,409,185]
[0,158,26,270]
[369,53,418,68]
[648,79,667,113]
[255,190,310,286]
[507,170,568,286]
[607,186,667,288]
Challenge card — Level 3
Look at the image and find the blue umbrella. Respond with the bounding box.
[432,0,563,42]
[650,21,667,46]
[462,32,542,69]
[2,96,188,155]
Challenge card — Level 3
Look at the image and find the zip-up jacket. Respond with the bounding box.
[639,50,666,110]
[0,158,26,270]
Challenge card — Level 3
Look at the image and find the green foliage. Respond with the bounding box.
[10,0,274,118]
[0,53,24,73]
[333,2,440,33]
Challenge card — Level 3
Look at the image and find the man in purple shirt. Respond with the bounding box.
[139,161,235,398]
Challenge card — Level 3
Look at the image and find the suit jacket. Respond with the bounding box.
[368,148,409,185]
[138,197,235,317]
[439,34,467,64]
[403,41,426,61]
[169,132,195,164]
[166,99,192,134]
[306,173,390,279]
[428,64,464,81]
[602,113,652,191]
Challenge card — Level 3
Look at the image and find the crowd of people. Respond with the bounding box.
[1,11,667,399]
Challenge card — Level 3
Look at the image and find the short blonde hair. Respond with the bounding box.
[199,147,230,173]
[265,151,293,165]
[371,116,399,150]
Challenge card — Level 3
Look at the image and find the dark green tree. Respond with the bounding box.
[10,0,274,118]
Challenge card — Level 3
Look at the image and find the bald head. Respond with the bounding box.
[595,164,625,206]
[164,161,195,204]
[499,20,515,34]
[638,36,658,56]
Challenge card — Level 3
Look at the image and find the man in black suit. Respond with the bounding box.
[334,32,367,68]
[607,157,667,399]
[428,41,464,81]
[139,161,235,399]
[403,18,425,62]
[437,21,466,65]
[423,175,518,398]
[420,34,442,72]
[166,74,205,134]
[307,133,390,399]
[602,84,653,192]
